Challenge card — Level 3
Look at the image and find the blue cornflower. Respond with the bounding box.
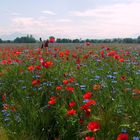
[22,86,26,90]
[4,117,10,122]
[133,136,140,140]
[32,75,41,79]
[80,85,86,91]
[121,128,127,133]
[96,59,101,62]
[136,70,140,75]
[107,75,116,79]
[42,82,47,86]
[2,111,10,117]
[94,76,101,80]
[113,72,118,75]
[83,99,89,103]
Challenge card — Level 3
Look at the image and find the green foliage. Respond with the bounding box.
[0,38,3,43]
[1,35,140,44]
[0,44,140,139]
[14,35,36,43]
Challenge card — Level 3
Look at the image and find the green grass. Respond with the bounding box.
[0,43,140,140]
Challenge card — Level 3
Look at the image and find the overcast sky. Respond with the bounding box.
[0,0,140,39]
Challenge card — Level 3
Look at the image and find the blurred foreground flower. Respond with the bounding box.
[117,133,128,140]
[87,121,100,132]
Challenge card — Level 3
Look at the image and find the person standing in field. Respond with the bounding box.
[44,39,49,48]
[44,39,49,52]
[40,38,43,49]
[40,38,49,50]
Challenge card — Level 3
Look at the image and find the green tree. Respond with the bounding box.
[14,35,36,43]
[123,38,134,43]
[72,39,80,43]
[0,38,3,43]
[137,36,140,43]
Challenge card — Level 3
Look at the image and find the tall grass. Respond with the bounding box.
[0,44,140,140]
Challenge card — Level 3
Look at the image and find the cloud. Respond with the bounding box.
[57,19,72,23]
[70,2,140,18]
[1,0,140,39]
[4,16,72,38]
[41,10,56,15]
[69,1,140,38]
[12,17,42,26]
[11,12,21,16]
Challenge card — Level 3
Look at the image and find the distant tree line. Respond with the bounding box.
[0,35,140,44]
[55,36,140,43]
[0,35,36,43]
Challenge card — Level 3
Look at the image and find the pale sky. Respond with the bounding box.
[0,0,140,39]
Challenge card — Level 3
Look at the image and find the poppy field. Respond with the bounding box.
[0,43,140,140]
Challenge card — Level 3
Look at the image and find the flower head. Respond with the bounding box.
[117,133,128,140]
[87,121,100,132]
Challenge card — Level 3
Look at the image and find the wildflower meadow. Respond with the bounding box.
[0,43,140,140]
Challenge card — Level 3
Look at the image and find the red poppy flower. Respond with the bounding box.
[56,86,62,90]
[119,58,124,62]
[2,94,6,102]
[107,50,116,56]
[2,60,7,64]
[117,133,128,140]
[63,79,69,84]
[69,77,75,83]
[72,53,77,58]
[59,52,65,57]
[43,61,53,68]
[48,96,56,105]
[76,58,81,64]
[49,37,55,43]
[48,99,56,105]
[36,65,42,70]
[28,66,34,72]
[65,86,74,92]
[83,92,92,99]
[69,101,76,108]
[65,50,70,56]
[87,121,100,132]
[85,136,95,140]
[85,42,91,46]
[67,109,76,116]
[100,51,105,58]
[114,54,120,59]
[80,100,96,111]
[120,76,126,81]
[106,47,110,51]
[32,80,40,86]
[83,54,89,59]
[16,51,21,55]
[56,86,62,91]
[86,100,96,106]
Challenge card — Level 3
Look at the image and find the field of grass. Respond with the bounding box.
[0,43,140,140]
